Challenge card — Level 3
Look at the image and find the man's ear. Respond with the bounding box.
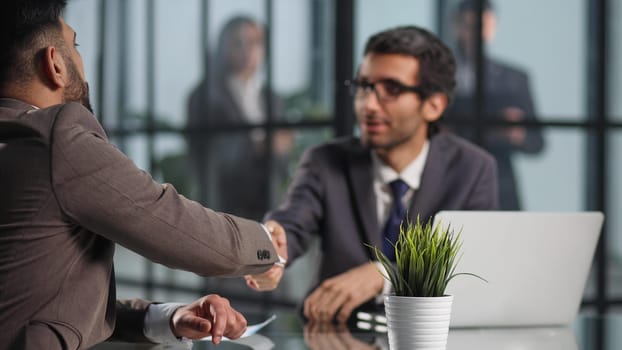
[41,46,68,89]
[422,92,448,122]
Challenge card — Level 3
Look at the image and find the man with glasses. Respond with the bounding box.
[246,26,498,323]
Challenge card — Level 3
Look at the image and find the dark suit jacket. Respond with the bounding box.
[187,77,286,221]
[266,132,498,297]
[0,98,277,349]
[444,58,544,210]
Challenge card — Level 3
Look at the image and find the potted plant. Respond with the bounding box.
[369,216,483,350]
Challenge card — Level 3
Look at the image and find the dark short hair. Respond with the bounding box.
[0,0,68,90]
[363,25,456,104]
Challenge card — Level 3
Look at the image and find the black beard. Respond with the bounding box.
[63,58,94,113]
[78,82,93,113]
[64,79,93,114]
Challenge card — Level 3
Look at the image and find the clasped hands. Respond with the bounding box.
[245,221,384,323]
[244,220,288,291]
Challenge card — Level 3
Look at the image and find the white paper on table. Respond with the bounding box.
[197,314,277,342]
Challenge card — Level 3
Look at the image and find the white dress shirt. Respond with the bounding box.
[144,303,190,344]
[227,74,267,144]
[227,74,265,123]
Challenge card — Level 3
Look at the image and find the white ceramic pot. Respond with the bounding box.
[384,295,453,350]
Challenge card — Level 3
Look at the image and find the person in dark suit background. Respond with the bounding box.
[0,1,287,349]
[246,25,498,323]
[444,0,545,210]
[187,16,292,221]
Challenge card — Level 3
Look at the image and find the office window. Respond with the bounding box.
[118,136,150,172]
[273,0,335,121]
[152,0,203,128]
[440,0,587,122]
[63,0,337,305]
[438,0,584,211]
[355,0,437,59]
[63,0,619,311]
[608,0,622,301]
[123,0,150,128]
[153,135,194,198]
[272,128,334,199]
[610,0,622,121]
[64,0,101,113]
[489,0,586,121]
[608,132,622,298]
[515,128,586,211]
[114,246,148,286]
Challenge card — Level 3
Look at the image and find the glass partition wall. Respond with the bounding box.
[64,0,621,310]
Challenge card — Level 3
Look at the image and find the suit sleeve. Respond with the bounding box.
[50,103,277,277]
[483,69,544,154]
[464,153,499,210]
[265,147,325,264]
[514,71,544,154]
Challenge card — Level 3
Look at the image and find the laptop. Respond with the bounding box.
[433,211,604,328]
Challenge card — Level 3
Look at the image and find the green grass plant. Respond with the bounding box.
[370,216,484,297]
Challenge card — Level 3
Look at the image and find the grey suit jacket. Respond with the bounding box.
[266,133,498,296]
[0,98,277,349]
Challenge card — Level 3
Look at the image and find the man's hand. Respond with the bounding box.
[170,294,246,345]
[265,220,288,261]
[502,107,527,145]
[245,264,284,291]
[245,220,288,291]
[304,262,384,323]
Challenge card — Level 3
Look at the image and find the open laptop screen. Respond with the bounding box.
[433,211,603,328]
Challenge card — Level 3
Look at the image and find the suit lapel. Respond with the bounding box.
[209,76,246,124]
[347,142,381,248]
[410,135,448,222]
[222,85,247,123]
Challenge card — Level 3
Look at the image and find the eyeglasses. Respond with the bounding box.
[345,78,427,102]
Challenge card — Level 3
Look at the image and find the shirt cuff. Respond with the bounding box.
[143,303,190,344]
[260,223,287,267]
[260,223,273,241]
[373,261,392,304]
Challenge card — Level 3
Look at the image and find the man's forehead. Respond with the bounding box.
[359,53,419,72]
[357,53,420,84]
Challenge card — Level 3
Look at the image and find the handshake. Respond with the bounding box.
[244,220,288,291]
